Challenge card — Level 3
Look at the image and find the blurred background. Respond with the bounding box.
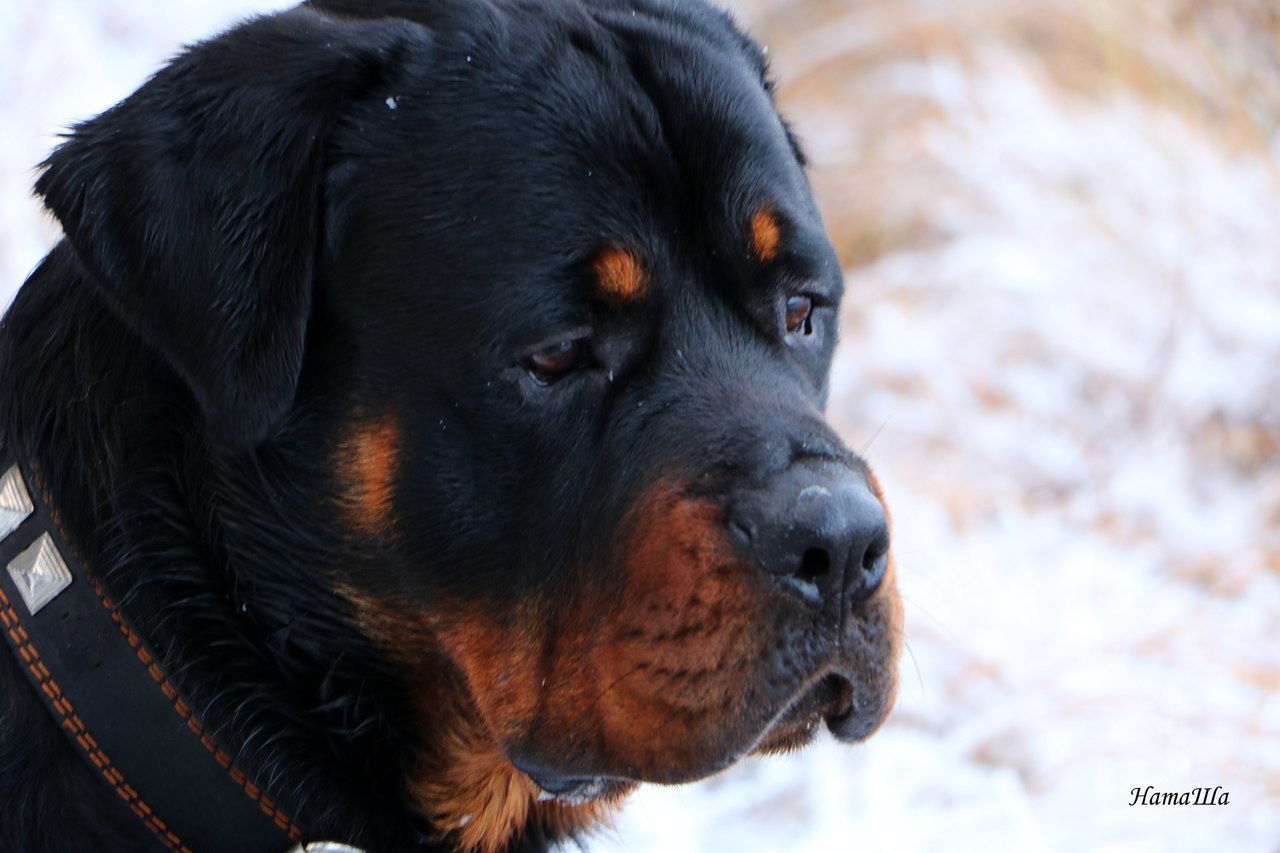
[3,0,1277,850]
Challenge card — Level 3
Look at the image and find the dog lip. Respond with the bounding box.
[825,707,883,743]
[800,671,854,728]
[769,670,873,744]
[822,676,887,743]
[768,671,852,733]
[518,769,629,805]
[509,758,629,804]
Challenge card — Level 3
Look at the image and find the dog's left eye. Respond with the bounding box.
[525,338,589,383]
[785,295,814,336]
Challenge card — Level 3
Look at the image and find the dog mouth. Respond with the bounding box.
[519,670,875,803]
[815,673,857,732]
[751,670,870,754]
[495,503,901,802]
[818,672,887,742]
[521,772,634,806]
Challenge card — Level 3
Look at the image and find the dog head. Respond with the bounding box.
[36,0,902,849]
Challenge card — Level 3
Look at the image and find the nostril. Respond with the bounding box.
[730,471,889,605]
[797,547,830,585]
[862,533,890,574]
[850,532,890,603]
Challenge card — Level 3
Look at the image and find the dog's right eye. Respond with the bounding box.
[524,338,589,384]
[784,295,813,336]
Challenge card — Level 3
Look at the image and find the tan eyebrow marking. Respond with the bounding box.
[750,207,782,263]
[592,246,648,303]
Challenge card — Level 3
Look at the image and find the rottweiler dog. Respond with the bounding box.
[0,0,902,851]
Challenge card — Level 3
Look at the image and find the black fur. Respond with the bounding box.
[1,1,898,851]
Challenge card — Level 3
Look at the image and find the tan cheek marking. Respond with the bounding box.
[411,727,617,853]
[751,207,782,263]
[339,589,618,853]
[422,614,624,851]
[593,246,648,302]
[335,413,401,536]
[574,486,770,778]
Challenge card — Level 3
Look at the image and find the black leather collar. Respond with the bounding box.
[0,448,304,853]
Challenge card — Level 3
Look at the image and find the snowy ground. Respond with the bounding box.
[4,1,1278,851]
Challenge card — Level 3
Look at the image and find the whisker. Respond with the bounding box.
[899,593,961,646]
[859,416,891,456]
[903,639,925,702]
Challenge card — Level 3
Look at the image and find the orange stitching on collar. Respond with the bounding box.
[0,587,193,853]
[29,465,306,843]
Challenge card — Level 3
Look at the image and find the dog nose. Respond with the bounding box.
[729,465,890,605]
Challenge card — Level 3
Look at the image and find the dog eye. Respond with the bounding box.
[785,295,814,336]
[525,338,588,383]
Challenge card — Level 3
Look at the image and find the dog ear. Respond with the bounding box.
[36,8,426,447]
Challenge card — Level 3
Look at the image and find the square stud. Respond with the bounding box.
[7,532,73,615]
[0,465,34,542]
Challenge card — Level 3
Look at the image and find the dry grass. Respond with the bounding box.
[689,1,1280,844]
[735,0,1280,268]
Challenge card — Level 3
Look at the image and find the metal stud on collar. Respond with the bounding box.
[0,465,74,615]
[289,843,367,853]
[7,532,73,615]
[0,464,33,541]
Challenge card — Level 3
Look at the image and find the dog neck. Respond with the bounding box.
[0,449,306,851]
[0,246,427,850]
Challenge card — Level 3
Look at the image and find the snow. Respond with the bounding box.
[4,1,1277,850]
